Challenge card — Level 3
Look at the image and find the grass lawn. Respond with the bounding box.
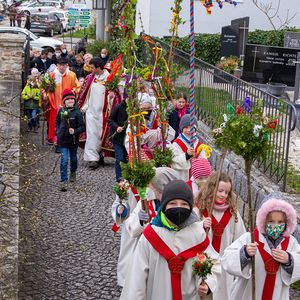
[63,27,96,39]
[176,86,232,127]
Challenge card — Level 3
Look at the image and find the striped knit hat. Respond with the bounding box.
[191,158,212,179]
[62,89,75,102]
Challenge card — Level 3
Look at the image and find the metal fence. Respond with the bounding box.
[143,36,297,191]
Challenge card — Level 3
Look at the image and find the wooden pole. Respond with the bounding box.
[208,149,227,218]
[245,159,255,300]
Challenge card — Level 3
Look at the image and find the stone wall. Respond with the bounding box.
[198,120,300,240]
[0,32,23,299]
[0,34,25,81]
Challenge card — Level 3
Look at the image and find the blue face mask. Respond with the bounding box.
[266,223,285,240]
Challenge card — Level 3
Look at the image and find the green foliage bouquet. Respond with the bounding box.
[40,73,56,93]
[213,96,279,162]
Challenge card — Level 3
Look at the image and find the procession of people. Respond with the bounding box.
[20,40,300,300]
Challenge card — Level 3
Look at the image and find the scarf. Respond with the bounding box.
[176,105,187,119]
[213,202,230,211]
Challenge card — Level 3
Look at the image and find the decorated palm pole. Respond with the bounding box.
[214,97,279,300]
[118,0,155,216]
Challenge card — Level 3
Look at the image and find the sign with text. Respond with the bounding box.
[79,8,91,28]
[67,8,91,28]
[242,44,298,86]
[220,17,249,58]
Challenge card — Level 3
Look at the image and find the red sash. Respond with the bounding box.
[203,208,232,253]
[130,186,141,202]
[144,224,209,300]
[254,228,290,300]
[173,138,202,156]
[148,201,157,220]
[186,180,193,191]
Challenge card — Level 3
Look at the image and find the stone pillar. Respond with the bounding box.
[104,0,111,42]
[0,33,23,299]
[0,34,25,81]
[96,9,105,40]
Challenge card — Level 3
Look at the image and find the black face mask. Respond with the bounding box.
[164,207,191,226]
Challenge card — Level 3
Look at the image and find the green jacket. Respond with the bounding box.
[21,83,41,109]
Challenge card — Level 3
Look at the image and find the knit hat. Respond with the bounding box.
[179,114,191,131]
[256,194,297,236]
[191,158,212,179]
[160,180,193,212]
[151,167,180,194]
[31,68,40,76]
[62,89,75,102]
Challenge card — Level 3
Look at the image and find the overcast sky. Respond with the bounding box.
[136,0,300,36]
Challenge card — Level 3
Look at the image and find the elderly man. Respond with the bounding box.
[45,57,80,145]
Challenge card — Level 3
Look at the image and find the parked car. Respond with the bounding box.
[0,26,63,50]
[18,0,62,15]
[49,9,68,31]
[31,12,63,36]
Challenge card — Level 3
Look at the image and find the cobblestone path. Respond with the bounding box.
[19,128,122,300]
[18,124,300,300]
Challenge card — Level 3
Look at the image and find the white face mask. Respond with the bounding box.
[101,53,107,59]
[62,49,67,54]
[41,58,46,62]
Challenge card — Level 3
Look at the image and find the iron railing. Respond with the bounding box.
[142,36,297,191]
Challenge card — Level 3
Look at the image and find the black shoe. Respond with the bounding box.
[98,156,105,167]
[89,161,99,170]
[55,146,61,153]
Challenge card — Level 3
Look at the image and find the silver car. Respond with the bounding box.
[0,26,63,50]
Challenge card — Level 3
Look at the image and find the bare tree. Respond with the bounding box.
[252,0,297,30]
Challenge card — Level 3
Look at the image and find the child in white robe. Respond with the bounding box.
[120,180,220,300]
[170,114,202,181]
[222,194,300,300]
[195,172,246,300]
[126,167,180,239]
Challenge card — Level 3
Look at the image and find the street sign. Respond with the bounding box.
[67,8,91,28]
[79,8,91,28]
[67,8,80,27]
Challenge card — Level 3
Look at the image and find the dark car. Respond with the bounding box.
[30,12,63,36]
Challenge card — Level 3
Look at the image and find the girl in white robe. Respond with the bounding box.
[222,194,300,300]
[195,172,246,300]
[170,114,202,181]
[120,180,221,300]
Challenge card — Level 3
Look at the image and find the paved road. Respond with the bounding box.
[19,124,122,300]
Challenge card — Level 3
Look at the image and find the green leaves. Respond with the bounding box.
[121,161,156,188]
[153,147,174,168]
[214,99,278,162]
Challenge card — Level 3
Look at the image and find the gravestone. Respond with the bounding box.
[220,17,249,58]
[242,44,298,86]
[284,32,300,49]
